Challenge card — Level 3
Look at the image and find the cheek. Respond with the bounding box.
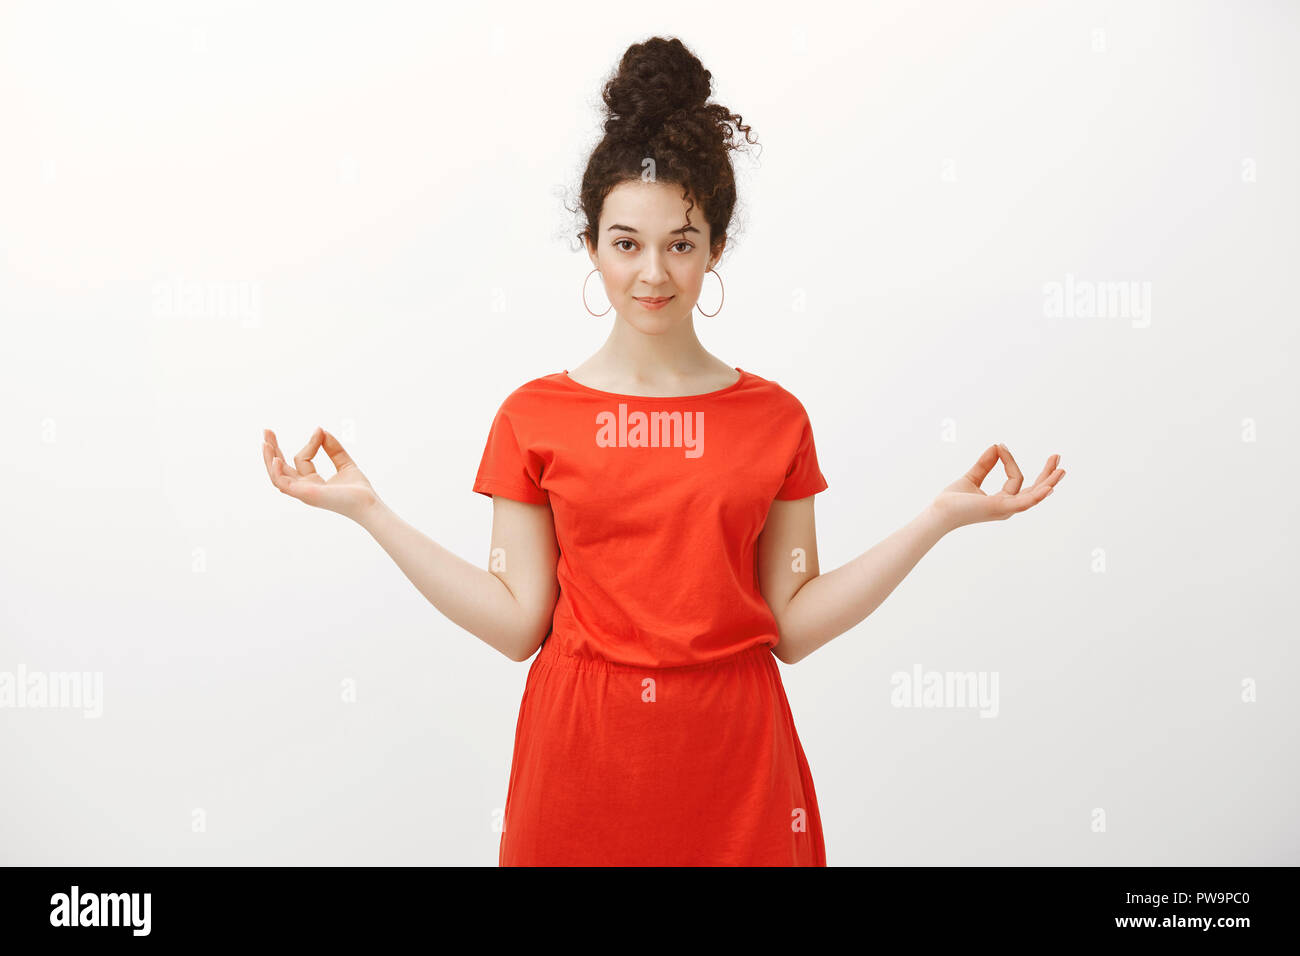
[606,261,637,287]
[670,259,705,283]
[681,265,708,290]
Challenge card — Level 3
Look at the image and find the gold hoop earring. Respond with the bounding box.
[582,268,611,317]
[695,268,724,317]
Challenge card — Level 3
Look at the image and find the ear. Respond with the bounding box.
[709,238,726,269]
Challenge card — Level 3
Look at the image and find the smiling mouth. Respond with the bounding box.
[635,296,673,304]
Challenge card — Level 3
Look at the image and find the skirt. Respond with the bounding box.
[499,636,827,866]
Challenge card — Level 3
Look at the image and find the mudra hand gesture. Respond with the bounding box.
[931,443,1064,531]
[261,426,378,521]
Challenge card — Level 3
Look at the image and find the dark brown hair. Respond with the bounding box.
[575,37,758,261]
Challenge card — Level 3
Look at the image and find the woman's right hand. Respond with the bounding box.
[262,426,379,522]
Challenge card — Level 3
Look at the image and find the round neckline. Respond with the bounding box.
[559,367,748,400]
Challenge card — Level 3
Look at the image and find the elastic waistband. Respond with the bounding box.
[534,639,776,675]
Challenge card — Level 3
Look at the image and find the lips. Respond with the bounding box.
[635,296,673,305]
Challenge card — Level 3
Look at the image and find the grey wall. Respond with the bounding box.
[0,0,1294,865]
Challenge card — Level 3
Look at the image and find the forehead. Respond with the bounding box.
[600,180,701,233]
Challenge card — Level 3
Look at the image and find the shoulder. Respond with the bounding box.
[480,373,572,446]
[489,371,569,413]
[742,369,816,422]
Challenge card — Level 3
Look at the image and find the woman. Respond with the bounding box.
[261,36,1065,866]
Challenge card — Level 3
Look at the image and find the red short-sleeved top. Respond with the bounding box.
[472,367,828,668]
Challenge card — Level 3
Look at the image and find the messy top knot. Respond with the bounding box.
[575,36,757,261]
[601,38,712,138]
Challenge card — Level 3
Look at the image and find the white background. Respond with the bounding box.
[1,0,1295,865]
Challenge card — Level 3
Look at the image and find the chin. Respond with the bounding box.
[623,317,677,334]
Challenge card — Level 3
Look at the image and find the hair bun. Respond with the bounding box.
[601,36,712,139]
[575,36,756,260]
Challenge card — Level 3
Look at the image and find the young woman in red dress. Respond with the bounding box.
[261,36,1065,866]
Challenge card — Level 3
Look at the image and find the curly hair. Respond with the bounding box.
[575,36,758,261]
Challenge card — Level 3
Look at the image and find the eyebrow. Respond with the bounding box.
[607,223,701,236]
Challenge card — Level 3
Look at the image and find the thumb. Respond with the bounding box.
[320,428,358,471]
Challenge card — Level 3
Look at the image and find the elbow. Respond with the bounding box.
[507,625,550,663]
[772,620,801,666]
[505,640,535,663]
[773,643,804,666]
[507,591,558,662]
[494,631,534,663]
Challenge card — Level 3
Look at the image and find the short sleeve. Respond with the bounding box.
[774,412,829,500]
[472,405,549,505]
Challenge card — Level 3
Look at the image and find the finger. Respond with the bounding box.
[1036,465,1065,490]
[262,441,276,486]
[271,456,313,500]
[1028,454,1060,489]
[262,441,294,487]
[997,443,1024,494]
[270,456,293,494]
[1006,475,1059,517]
[295,426,324,477]
[320,428,357,471]
[265,429,301,479]
[963,444,1002,489]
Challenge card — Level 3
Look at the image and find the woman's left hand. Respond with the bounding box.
[930,444,1064,532]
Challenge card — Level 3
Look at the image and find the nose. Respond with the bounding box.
[639,247,669,286]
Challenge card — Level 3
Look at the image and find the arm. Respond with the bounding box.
[758,443,1064,665]
[358,496,558,662]
[263,426,558,662]
[758,498,948,665]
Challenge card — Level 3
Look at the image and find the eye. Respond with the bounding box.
[613,238,636,251]
[672,241,694,253]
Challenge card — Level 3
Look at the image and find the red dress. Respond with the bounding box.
[473,367,829,865]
